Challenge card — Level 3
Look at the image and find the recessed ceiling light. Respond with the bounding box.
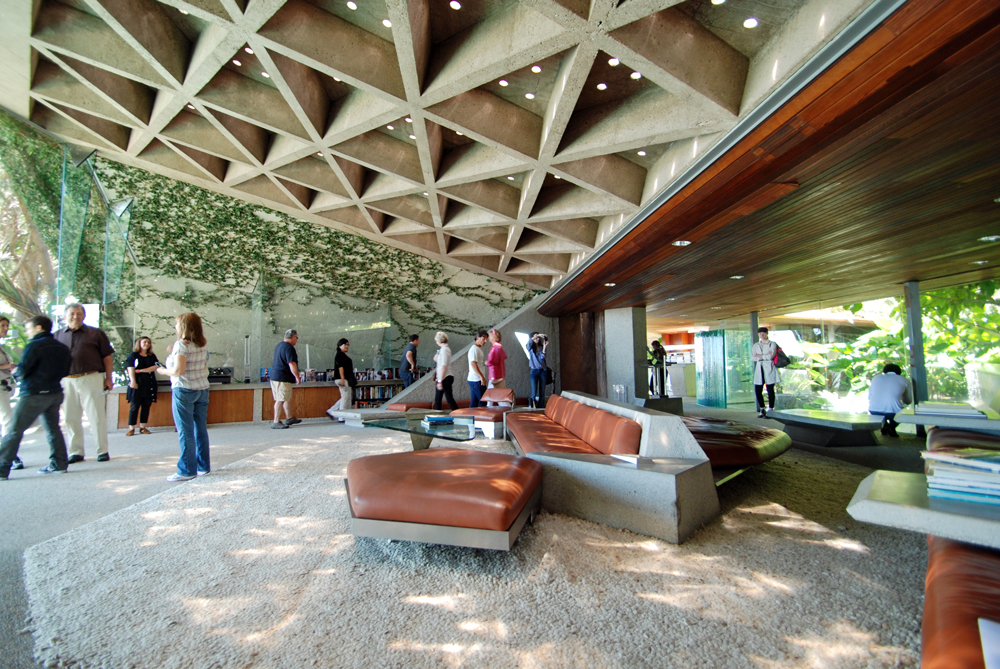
[180,9,189,14]
[232,59,242,66]
[608,58,620,67]
[531,65,542,73]
[423,192,428,196]
[637,150,646,156]
[261,71,270,78]
[408,134,416,139]
[382,19,392,27]
[455,131,463,136]
[386,125,394,130]
[712,0,725,4]
[604,282,616,287]
[972,260,989,265]
[665,297,676,301]
[553,175,561,179]
[498,79,508,87]
[405,117,412,123]
[347,1,357,9]
[525,93,535,99]
[334,77,341,82]
[596,83,607,90]
[979,235,1000,242]
[730,275,744,280]
[672,240,691,246]
[186,103,195,110]
[316,152,323,157]
[507,176,515,180]
[245,47,254,55]
[744,17,758,28]
[450,0,461,9]
[631,71,642,80]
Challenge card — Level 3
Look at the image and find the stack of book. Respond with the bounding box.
[421,415,454,430]
[922,448,1000,505]
[915,401,987,419]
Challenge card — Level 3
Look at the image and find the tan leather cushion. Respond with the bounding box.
[347,448,542,531]
[481,387,515,405]
[587,411,642,455]
[506,412,599,455]
[449,406,509,422]
[544,393,572,425]
[923,535,1000,669]
[681,416,792,466]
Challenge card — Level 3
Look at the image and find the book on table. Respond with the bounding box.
[924,449,1000,505]
[914,401,987,418]
[421,417,454,430]
[922,449,1000,473]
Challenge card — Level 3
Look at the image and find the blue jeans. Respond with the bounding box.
[401,372,415,388]
[530,369,547,408]
[0,392,67,476]
[468,380,484,408]
[172,387,210,477]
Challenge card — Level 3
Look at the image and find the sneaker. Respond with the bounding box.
[270,422,289,429]
[37,465,67,475]
[97,453,110,462]
[166,473,195,482]
[196,470,209,477]
[284,417,302,426]
[67,454,84,464]
[11,457,23,471]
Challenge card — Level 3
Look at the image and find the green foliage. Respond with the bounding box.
[0,109,62,250]
[94,159,539,336]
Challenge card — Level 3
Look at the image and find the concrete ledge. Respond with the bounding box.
[527,452,719,544]
[770,409,882,447]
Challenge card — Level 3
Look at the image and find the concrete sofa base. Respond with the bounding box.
[527,452,719,544]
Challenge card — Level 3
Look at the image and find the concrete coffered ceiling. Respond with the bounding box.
[0,0,871,289]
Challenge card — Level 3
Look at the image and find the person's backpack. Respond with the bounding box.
[773,347,791,368]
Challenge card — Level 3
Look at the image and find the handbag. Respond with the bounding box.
[773,347,791,368]
[544,366,554,385]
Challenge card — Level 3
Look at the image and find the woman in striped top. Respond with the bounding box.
[156,312,211,482]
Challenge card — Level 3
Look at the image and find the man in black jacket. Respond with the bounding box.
[0,315,73,480]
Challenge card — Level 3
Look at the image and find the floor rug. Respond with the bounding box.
[24,432,924,668]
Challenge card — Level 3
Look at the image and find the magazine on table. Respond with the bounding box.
[928,488,1000,506]
[921,449,1000,473]
[915,401,987,418]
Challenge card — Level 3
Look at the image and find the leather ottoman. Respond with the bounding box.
[345,447,543,550]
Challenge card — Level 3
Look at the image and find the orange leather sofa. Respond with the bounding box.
[680,415,792,468]
[506,393,643,456]
[449,388,517,438]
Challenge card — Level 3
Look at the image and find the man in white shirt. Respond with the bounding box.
[868,363,912,437]
[467,330,488,408]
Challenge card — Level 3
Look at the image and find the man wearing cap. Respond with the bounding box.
[269,329,301,429]
[54,303,114,463]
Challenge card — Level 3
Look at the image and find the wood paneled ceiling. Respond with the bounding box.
[539,0,1000,319]
[0,0,868,290]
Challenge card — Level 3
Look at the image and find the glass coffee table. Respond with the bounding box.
[364,415,477,450]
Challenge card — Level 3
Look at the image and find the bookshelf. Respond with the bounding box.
[354,379,405,408]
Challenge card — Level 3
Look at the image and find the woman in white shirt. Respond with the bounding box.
[432,331,458,411]
[750,326,779,418]
[156,312,210,481]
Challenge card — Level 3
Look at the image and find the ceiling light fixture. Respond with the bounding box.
[261,71,270,78]
[408,134,416,139]
[631,71,642,80]
[637,150,646,156]
[712,306,722,309]
[186,103,195,110]
[972,260,989,265]
[450,0,462,9]
[382,19,392,27]
[672,240,691,246]
[455,131,463,136]
[405,117,412,123]
[347,1,357,9]
[180,9,189,14]
[608,58,620,67]
[507,176,515,180]
[334,77,341,82]
[232,59,242,66]
[531,65,542,73]
[317,152,323,157]
[979,235,1000,242]
[665,297,676,301]
[554,175,561,179]
[386,125,394,130]
[744,17,758,28]
[596,83,607,90]
[498,79,508,87]
[245,47,254,55]
[730,275,744,280]
[712,0,725,5]
[525,93,535,99]
[604,283,616,287]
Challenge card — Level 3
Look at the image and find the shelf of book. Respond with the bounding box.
[354,379,405,409]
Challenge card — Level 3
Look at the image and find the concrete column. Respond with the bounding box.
[903,281,928,403]
[604,307,648,402]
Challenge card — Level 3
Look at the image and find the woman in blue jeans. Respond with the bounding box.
[527,332,549,408]
[156,313,210,482]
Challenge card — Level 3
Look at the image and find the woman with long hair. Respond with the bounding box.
[156,313,210,481]
[125,336,159,436]
[432,331,458,411]
[527,332,548,408]
[327,338,356,418]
